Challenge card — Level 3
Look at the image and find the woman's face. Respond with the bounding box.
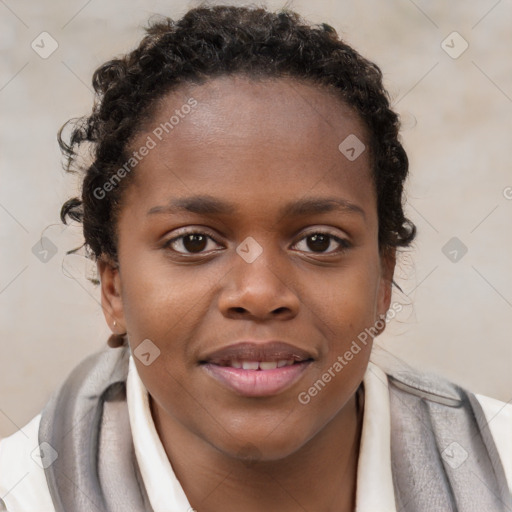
[99,75,394,460]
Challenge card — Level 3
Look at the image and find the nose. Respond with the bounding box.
[217,248,301,322]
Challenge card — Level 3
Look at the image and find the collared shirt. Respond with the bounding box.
[1,354,511,511]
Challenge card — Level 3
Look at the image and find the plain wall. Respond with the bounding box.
[1,0,511,438]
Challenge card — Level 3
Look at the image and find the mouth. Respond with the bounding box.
[199,341,314,397]
[211,359,299,369]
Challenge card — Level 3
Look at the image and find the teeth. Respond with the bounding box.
[259,361,278,370]
[242,361,260,370]
[229,360,295,370]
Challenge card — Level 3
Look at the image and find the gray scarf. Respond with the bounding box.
[39,345,511,511]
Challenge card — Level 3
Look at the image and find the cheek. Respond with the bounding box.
[119,254,213,340]
[293,262,379,393]
[311,263,381,341]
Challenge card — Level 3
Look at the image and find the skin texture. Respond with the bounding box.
[98,76,395,512]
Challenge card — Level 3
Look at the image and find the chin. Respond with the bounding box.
[214,431,311,464]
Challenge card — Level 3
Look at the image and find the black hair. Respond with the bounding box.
[60,4,416,262]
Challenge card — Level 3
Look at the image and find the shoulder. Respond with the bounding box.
[371,344,512,493]
[0,346,130,512]
[0,415,56,512]
[475,392,512,489]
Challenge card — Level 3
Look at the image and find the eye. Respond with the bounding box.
[163,230,222,254]
[293,232,350,255]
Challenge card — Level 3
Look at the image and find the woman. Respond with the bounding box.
[0,5,510,512]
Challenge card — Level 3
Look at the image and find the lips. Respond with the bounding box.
[200,341,314,397]
[200,341,314,366]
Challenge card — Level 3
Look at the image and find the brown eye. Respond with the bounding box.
[164,231,220,254]
[307,234,330,252]
[294,232,350,254]
[182,234,208,253]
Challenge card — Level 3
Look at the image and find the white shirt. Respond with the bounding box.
[1,354,511,511]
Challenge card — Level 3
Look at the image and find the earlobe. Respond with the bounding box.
[97,257,126,335]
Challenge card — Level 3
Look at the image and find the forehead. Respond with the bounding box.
[142,75,368,148]
[128,75,374,210]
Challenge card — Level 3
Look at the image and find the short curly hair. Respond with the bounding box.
[60,4,416,262]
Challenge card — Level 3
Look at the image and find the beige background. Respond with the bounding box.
[1,0,511,438]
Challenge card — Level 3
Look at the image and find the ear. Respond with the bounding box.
[377,247,396,318]
[97,256,126,334]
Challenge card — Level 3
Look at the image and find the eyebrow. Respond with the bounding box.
[147,195,365,219]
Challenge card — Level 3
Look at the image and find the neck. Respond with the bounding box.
[151,385,364,512]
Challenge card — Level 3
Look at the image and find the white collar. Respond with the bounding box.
[127,355,397,512]
[127,356,192,511]
[355,361,396,512]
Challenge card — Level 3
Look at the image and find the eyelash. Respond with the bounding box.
[162,228,351,257]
